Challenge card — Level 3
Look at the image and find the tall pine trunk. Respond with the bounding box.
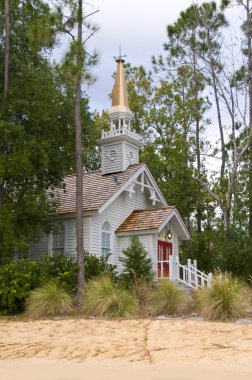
[246,0,252,238]
[75,0,85,304]
[1,0,10,209]
[192,47,202,232]
[3,0,10,101]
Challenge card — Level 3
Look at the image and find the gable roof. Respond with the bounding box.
[116,207,176,233]
[55,164,144,214]
[116,206,190,240]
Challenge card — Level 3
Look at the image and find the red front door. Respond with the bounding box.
[157,240,172,278]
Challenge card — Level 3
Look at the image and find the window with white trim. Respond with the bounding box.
[51,223,65,255]
[101,222,111,256]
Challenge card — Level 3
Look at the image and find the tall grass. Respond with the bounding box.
[26,281,73,319]
[82,276,139,318]
[151,280,187,316]
[132,280,155,316]
[195,273,250,321]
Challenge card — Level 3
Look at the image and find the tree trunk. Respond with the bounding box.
[246,0,252,237]
[3,0,10,102]
[192,47,202,232]
[75,0,85,305]
[1,0,10,209]
[211,69,226,177]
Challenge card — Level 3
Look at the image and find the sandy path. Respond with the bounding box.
[0,318,252,379]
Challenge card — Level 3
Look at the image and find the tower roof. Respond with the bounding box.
[107,58,133,118]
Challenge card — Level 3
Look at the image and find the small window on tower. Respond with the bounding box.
[108,149,117,161]
[128,151,134,162]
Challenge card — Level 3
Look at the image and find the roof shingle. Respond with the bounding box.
[55,164,143,214]
[116,207,176,233]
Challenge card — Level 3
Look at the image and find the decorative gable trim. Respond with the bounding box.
[141,165,168,206]
[98,164,167,214]
[125,168,166,206]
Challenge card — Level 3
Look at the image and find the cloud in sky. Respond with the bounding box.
[85,0,208,112]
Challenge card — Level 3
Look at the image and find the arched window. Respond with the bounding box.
[51,223,65,256]
[101,222,111,256]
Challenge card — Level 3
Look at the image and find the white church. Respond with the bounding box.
[28,58,211,289]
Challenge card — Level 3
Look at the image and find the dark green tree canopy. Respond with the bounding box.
[0,0,96,255]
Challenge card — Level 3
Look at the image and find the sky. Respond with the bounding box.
[83,0,209,112]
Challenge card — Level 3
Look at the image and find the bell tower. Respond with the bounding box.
[97,58,141,175]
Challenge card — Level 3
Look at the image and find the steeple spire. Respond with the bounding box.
[97,57,141,176]
[107,58,134,122]
[111,58,130,110]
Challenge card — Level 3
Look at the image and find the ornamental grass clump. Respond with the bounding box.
[26,281,73,319]
[151,280,187,316]
[82,276,139,318]
[133,280,154,316]
[195,273,250,321]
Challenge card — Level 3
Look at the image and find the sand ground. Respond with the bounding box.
[0,318,252,380]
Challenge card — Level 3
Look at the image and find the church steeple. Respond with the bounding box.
[97,58,141,176]
[107,58,134,125]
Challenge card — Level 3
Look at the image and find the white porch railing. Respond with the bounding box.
[158,256,213,289]
[169,255,213,289]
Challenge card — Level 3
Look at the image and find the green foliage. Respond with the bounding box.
[119,236,154,285]
[82,276,139,318]
[0,259,40,315]
[195,273,250,321]
[181,229,252,280]
[37,254,78,295]
[0,253,117,315]
[85,253,117,281]
[126,63,206,221]
[0,0,99,256]
[151,280,188,316]
[181,230,218,272]
[26,281,73,319]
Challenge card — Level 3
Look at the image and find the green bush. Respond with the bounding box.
[119,236,154,285]
[26,281,73,319]
[195,273,250,321]
[38,254,78,294]
[85,253,117,281]
[0,259,40,315]
[151,280,187,316]
[82,276,139,318]
[0,253,117,315]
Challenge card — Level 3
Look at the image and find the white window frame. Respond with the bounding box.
[101,221,111,257]
[50,223,65,256]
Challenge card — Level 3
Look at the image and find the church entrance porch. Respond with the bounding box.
[157,240,172,279]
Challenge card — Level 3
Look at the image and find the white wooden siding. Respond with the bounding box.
[124,143,138,169]
[29,217,91,259]
[91,185,153,267]
[29,233,49,260]
[64,217,90,256]
[102,143,123,174]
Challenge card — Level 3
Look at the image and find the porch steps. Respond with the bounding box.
[169,256,213,290]
[175,281,194,293]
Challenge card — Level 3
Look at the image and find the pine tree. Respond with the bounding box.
[119,236,154,284]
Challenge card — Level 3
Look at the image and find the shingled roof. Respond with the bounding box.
[55,163,144,214]
[116,206,176,233]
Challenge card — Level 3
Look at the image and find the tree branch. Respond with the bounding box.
[195,177,225,209]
